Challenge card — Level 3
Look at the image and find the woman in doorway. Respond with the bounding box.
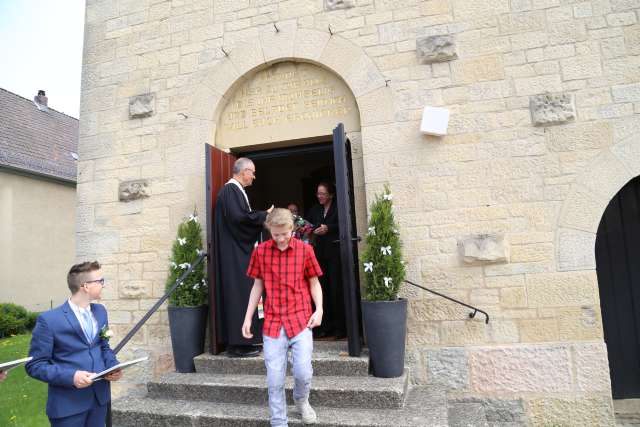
[306,182,346,339]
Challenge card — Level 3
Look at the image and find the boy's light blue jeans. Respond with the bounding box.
[263,326,313,427]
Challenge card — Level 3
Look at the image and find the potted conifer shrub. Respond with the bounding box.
[166,211,208,373]
[360,185,407,378]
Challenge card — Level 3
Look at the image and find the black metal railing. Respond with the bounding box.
[404,279,490,324]
[106,252,207,427]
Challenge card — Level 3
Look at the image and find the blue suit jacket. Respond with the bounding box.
[26,301,119,419]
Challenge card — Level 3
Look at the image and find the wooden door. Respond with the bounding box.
[595,175,640,398]
[332,123,362,356]
[205,144,236,354]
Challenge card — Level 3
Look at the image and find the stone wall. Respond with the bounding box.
[80,0,640,423]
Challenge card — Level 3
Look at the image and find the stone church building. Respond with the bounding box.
[79,0,640,425]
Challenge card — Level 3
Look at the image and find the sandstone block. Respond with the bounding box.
[529,92,576,126]
[500,287,527,308]
[416,35,458,64]
[557,306,603,340]
[573,342,612,393]
[546,121,613,152]
[469,344,572,393]
[451,55,504,84]
[519,318,560,342]
[129,93,155,118]
[558,228,596,271]
[561,55,602,80]
[527,396,614,426]
[515,75,562,96]
[526,271,598,307]
[440,320,488,346]
[458,233,509,264]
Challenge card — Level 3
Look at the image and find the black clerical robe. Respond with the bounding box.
[213,182,267,346]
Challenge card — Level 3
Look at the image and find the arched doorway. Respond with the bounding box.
[595,174,640,399]
[205,61,366,356]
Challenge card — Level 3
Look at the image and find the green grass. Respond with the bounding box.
[0,333,48,427]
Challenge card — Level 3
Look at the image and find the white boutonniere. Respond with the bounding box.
[100,325,114,341]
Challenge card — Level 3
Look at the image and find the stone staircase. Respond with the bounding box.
[112,342,449,426]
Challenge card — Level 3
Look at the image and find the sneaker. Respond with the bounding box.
[295,398,317,424]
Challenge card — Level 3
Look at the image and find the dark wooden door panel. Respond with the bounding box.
[205,144,236,354]
[596,175,640,398]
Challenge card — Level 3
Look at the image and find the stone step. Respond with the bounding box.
[147,372,409,409]
[194,351,369,377]
[113,386,448,427]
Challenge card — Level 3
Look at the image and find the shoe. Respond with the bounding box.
[295,397,317,424]
[226,345,261,358]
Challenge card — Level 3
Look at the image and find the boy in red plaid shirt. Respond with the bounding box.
[242,208,324,426]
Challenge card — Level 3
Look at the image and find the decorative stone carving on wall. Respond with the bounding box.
[325,0,354,10]
[529,93,576,126]
[129,93,155,118]
[458,233,509,264]
[119,179,150,202]
[416,35,458,64]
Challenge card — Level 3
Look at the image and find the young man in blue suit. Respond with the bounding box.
[26,261,123,427]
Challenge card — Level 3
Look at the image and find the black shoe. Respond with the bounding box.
[227,345,261,358]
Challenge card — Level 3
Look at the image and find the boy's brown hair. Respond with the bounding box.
[67,261,101,294]
[265,208,294,229]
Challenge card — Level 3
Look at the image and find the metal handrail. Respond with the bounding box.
[404,279,490,324]
[106,251,207,426]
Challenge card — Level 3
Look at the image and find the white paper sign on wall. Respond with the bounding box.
[420,106,449,136]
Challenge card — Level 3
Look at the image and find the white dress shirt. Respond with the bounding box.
[227,178,251,210]
[68,299,98,341]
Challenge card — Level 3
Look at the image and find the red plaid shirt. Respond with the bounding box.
[247,237,323,338]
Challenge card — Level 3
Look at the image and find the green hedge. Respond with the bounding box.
[0,303,39,338]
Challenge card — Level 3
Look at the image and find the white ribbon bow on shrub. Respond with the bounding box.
[380,246,392,256]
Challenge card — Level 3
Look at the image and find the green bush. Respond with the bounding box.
[0,303,39,338]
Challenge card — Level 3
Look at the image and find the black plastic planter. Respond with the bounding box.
[361,299,407,378]
[168,305,208,373]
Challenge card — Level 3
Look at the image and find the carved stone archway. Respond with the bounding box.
[556,134,640,271]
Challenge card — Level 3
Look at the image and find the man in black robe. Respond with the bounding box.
[214,157,272,357]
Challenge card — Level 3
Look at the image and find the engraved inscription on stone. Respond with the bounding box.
[129,93,155,119]
[529,93,576,126]
[325,0,354,10]
[417,35,458,64]
[119,179,150,202]
[458,233,509,264]
[217,62,360,149]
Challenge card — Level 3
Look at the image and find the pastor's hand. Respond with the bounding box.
[307,310,323,329]
[0,370,7,382]
[242,320,253,339]
[105,369,123,382]
[266,205,274,214]
[73,370,94,388]
[313,224,328,235]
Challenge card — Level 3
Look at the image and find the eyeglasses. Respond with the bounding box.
[85,278,105,287]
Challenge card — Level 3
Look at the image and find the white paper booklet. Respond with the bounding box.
[0,356,33,371]
[90,356,148,381]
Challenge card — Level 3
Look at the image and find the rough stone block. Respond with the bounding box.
[324,0,353,10]
[129,93,155,118]
[469,345,572,393]
[527,396,615,426]
[458,233,509,264]
[546,121,613,152]
[573,342,612,393]
[426,348,469,390]
[530,92,576,126]
[557,228,597,271]
[118,179,150,202]
[526,271,598,307]
[416,35,458,64]
[451,55,504,84]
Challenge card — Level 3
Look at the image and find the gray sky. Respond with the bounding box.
[0,0,85,118]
